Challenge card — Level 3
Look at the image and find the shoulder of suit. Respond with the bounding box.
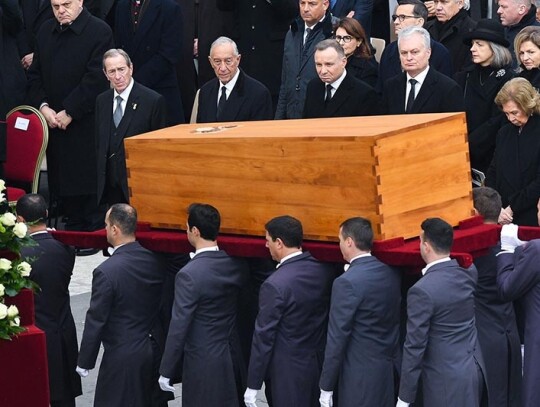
[132,82,163,100]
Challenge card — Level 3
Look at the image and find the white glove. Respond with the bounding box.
[244,387,258,407]
[76,366,89,377]
[158,375,175,392]
[319,389,333,406]
[396,398,410,407]
[500,224,525,252]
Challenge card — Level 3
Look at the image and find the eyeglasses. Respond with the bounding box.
[392,14,419,22]
[334,35,354,43]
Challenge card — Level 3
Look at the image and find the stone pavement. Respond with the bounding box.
[69,253,268,406]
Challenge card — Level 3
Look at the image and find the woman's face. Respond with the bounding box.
[470,39,494,67]
[519,40,540,70]
[502,100,529,127]
[335,27,362,57]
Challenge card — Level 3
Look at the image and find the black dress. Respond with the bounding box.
[346,55,378,88]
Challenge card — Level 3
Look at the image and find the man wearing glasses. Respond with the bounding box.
[95,48,167,207]
[377,0,453,93]
[426,0,476,72]
[196,36,273,123]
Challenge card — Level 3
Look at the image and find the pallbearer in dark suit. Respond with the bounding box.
[159,203,246,406]
[197,36,273,123]
[382,26,463,114]
[96,48,167,206]
[303,39,380,118]
[16,194,82,407]
[319,217,401,407]
[244,216,335,407]
[77,204,171,407]
[397,218,485,407]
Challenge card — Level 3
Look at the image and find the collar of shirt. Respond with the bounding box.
[276,250,303,268]
[219,69,241,102]
[406,66,429,93]
[327,69,347,97]
[421,256,451,275]
[113,78,135,112]
[343,252,371,271]
[190,245,219,259]
[108,243,128,256]
[29,230,48,237]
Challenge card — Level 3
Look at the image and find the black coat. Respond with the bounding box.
[217,0,297,105]
[22,232,82,403]
[275,13,335,119]
[382,67,464,114]
[426,9,476,73]
[346,55,378,88]
[485,115,540,226]
[474,245,522,407]
[17,0,54,56]
[78,241,171,407]
[319,256,401,407]
[197,69,273,123]
[376,39,454,94]
[247,252,335,407]
[115,0,184,125]
[506,5,540,66]
[455,64,514,173]
[95,81,167,204]
[26,8,113,197]
[399,260,484,406]
[498,241,540,407]
[160,251,246,406]
[519,67,540,91]
[303,72,380,118]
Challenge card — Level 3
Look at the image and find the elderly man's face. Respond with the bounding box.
[103,55,133,94]
[399,33,431,77]
[434,0,463,22]
[51,0,83,25]
[209,43,241,85]
[300,0,329,26]
[497,0,525,26]
[314,47,346,84]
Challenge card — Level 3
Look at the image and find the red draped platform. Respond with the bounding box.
[1,289,49,407]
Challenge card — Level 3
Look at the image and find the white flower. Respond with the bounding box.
[0,303,7,320]
[13,222,27,238]
[9,317,20,327]
[0,284,4,297]
[0,212,16,227]
[7,305,18,318]
[0,192,5,203]
[0,258,11,271]
[0,179,6,191]
[17,261,31,277]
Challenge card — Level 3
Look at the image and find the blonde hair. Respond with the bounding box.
[495,77,540,115]
[514,26,540,66]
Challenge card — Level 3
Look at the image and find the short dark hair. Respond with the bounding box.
[473,187,502,223]
[315,38,346,58]
[108,203,137,236]
[421,217,453,254]
[397,0,428,22]
[265,215,303,248]
[340,217,373,251]
[187,203,220,240]
[16,193,47,224]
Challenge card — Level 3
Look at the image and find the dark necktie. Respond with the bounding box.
[405,78,418,114]
[217,86,227,120]
[304,27,312,46]
[113,96,123,127]
[325,84,333,105]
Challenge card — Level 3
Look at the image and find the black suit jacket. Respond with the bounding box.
[197,69,273,123]
[22,232,82,402]
[17,0,54,56]
[382,67,464,115]
[303,72,380,118]
[95,81,167,204]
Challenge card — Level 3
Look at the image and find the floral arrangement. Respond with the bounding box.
[0,180,36,340]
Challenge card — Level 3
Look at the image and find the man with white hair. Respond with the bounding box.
[426,0,476,72]
[382,26,463,114]
[498,0,540,61]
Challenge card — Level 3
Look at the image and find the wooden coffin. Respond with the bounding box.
[125,113,473,241]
